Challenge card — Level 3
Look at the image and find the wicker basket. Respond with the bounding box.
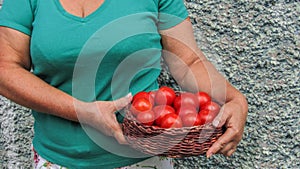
[122,108,224,158]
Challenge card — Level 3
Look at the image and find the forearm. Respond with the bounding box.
[0,27,89,123]
[162,45,248,115]
[0,63,130,143]
[160,19,247,111]
[180,51,246,104]
[170,51,247,111]
[0,64,85,122]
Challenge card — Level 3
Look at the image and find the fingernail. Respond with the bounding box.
[207,152,213,158]
[212,119,219,127]
[126,93,132,99]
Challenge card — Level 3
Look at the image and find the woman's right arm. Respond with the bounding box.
[0,27,129,144]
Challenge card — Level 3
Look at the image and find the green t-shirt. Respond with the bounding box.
[0,0,188,168]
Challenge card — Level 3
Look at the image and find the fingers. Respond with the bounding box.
[206,127,238,158]
[223,146,236,157]
[93,93,132,144]
[218,141,237,156]
[207,100,247,158]
[102,115,128,145]
[106,111,128,145]
[213,101,245,128]
[83,94,132,145]
[113,127,128,145]
[113,93,132,111]
[111,93,132,143]
[100,123,128,145]
[212,104,231,128]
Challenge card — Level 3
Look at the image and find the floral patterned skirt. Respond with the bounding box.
[32,147,174,169]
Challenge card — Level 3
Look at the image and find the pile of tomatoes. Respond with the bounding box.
[129,86,221,128]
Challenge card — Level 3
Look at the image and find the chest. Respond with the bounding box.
[59,0,105,18]
[30,0,161,77]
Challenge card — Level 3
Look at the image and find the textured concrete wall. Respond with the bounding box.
[1,0,299,169]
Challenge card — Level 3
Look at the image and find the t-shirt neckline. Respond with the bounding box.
[54,0,111,22]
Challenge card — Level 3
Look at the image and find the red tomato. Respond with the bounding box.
[198,109,219,125]
[202,101,220,114]
[195,92,211,109]
[175,105,198,118]
[181,112,201,127]
[173,92,199,110]
[160,113,183,128]
[148,91,157,100]
[152,105,175,126]
[133,91,154,105]
[130,97,153,116]
[154,86,176,105]
[136,110,155,126]
[133,91,149,101]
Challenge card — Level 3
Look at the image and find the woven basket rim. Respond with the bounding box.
[123,108,222,132]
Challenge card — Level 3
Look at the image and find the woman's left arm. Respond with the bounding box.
[159,18,248,158]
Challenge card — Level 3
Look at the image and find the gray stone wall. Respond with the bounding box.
[1,0,299,169]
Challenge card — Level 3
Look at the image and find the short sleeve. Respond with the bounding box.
[157,0,189,30]
[0,0,36,35]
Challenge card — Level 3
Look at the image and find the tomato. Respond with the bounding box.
[197,102,220,125]
[160,113,183,128]
[130,97,153,116]
[136,110,155,126]
[133,91,149,101]
[202,101,220,114]
[198,109,218,125]
[181,112,201,127]
[133,91,154,105]
[173,92,199,110]
[195,91,211,109]
[152,105,175,126]
[175,105,198,118]
[148,91,157,101]
[154,86,176,106]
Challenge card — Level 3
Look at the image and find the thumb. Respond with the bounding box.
[113,93,132,111]
[212,104,230,128]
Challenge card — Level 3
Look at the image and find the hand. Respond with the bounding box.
[76,93,132,145]
[206,98,248,158]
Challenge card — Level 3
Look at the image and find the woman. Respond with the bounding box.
[0,0,248,168]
